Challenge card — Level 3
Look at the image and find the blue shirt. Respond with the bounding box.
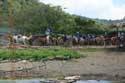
[45,28,52,35]
[75,32,81,38]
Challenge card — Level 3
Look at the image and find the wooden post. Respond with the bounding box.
[8,0,16,79]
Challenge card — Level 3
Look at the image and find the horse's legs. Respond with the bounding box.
[46,39,49,46]
[16,39,19,44]
[23,39,26,45]
[46,36,50,46]
[23,38,28,45]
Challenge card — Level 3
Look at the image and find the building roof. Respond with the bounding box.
[110,22,125,28]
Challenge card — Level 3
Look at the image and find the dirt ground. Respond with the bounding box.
[0,49,125,80]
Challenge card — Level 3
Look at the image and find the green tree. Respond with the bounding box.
[1,0,108,35]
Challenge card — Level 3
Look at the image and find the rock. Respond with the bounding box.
[40,79,59,83]
[40,80,55,83]
[64,75,80,81]
[67,80,76,83]
[64,76,80,83]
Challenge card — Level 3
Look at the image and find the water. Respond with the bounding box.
[0,80,124,83]
[75,80,125,83]
[75,80,111,83]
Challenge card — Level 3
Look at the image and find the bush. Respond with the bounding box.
[0,47,83,61]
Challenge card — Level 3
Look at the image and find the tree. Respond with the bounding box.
[1,0,108,34]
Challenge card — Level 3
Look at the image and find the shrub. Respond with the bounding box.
[0,47,83,61]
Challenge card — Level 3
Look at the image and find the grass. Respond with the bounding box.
[0,47,84,61]
[0,46,110,61]
[81,48,106,52]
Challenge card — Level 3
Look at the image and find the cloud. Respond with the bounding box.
[39,0,125,20]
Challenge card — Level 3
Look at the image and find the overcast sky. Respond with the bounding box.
[39,0,125,20]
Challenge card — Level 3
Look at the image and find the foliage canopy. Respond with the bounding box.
[0,0,108,34]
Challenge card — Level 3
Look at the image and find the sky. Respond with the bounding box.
[39,0,125,20]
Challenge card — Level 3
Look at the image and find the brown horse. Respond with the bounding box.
[110,36,117,45]
[72,36,79,46]
[31,35,46,46]
[2,33,13,45]
[79,37,86,46]
[87,37,96,45]
[51,37,58,45]
[64,35,73,46]
[104,37,112,46]
[57,36,64,45]
[95,35,105,45]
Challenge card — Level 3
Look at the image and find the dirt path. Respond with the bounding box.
[0,51,125,80]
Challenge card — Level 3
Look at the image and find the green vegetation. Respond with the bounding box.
[0,0,107,34]
[80,48,106,52]
[0,47,107,61]
[0,47,83,61]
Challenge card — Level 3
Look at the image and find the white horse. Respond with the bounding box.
[13,34,32,45]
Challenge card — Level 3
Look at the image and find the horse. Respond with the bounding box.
[110,36,117,45]
[51,36,58,45]
[46,35,51,45]
[57,37,64,45]
[61,35,73,46]
[72,36,79,46]
[0,33,13,46]
[79,37,86,46]
[104,35,112,46]
[13,34,32,45]
[95,35,105,45]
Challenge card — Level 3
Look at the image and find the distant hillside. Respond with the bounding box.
[95,17,125,25]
